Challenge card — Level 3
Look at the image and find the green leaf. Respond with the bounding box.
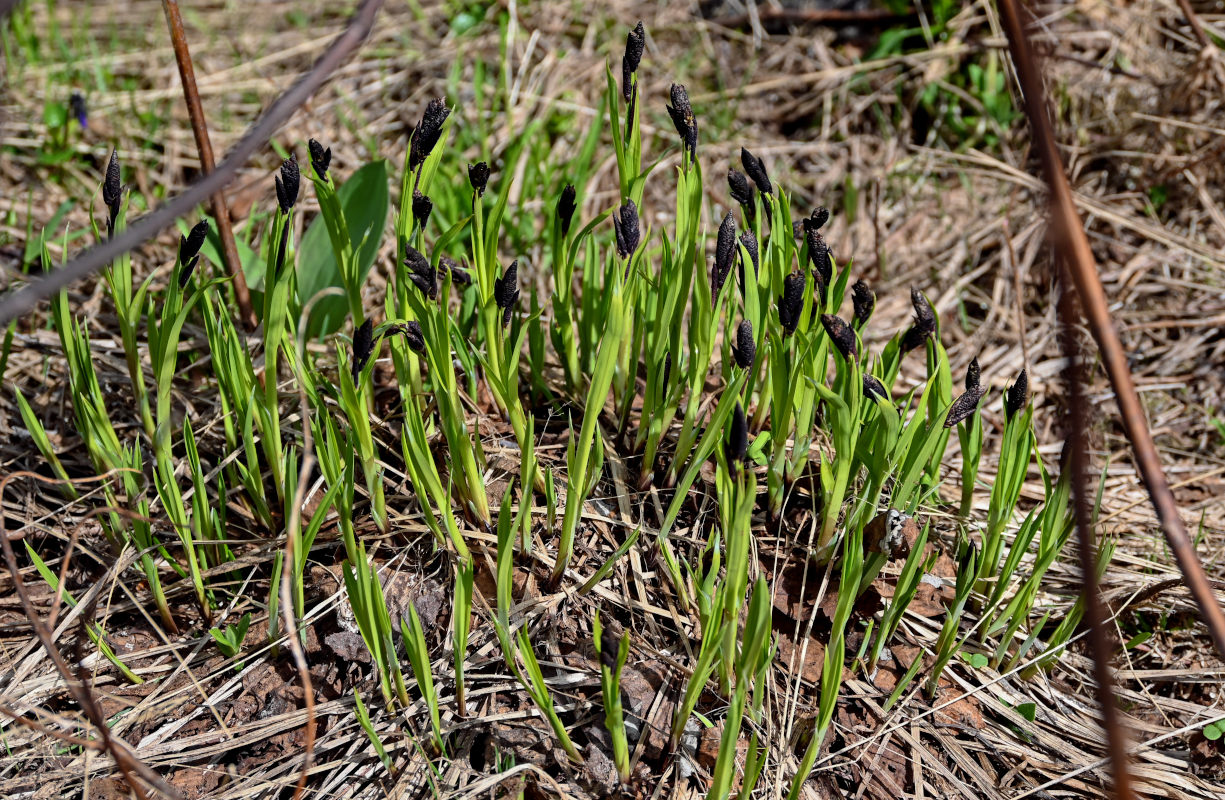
[1015,702,1037,722]
[1205,721,1224,741]
[298,160,389,337]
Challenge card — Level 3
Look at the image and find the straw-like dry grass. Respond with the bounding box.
[1,1,1223,798]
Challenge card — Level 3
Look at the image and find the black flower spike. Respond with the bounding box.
[863,373,889,401]
[711,211,737,301]
[403,246,437,299]
[741,148,772,195]
[412,191,433,230]
[733,319,755,369]
[600,625,620,669]
[557,184,577,236]
[944,362,985,428]
[179,220,210,266]
[495,260,519,310]
[613,199,640,259]
[438,254,472,287]
[738,229,759,298]
[851,279,875,327]
[661,353,673,397]
[177,255,199,290]
[70,91,88,129]
[103,149,122,230]
[1005,368,1029,419]
[728,168,755,217]
[779,272,805,336]
[807,229,831,288]
[900,288,936,353]
[804,206,830,232]
[352,318,375,383]
[400,320,426,354]
[410,98,450,172]
[275,154,300,214]
[821,314,858,360]
[622,21,645,102]
[468,161,490,196]
[726,403,749,466]
[666,84,698,160]
[308,138,332,179]
[965,357,981,394]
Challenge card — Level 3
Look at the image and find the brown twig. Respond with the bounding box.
[997,0,1225,660]
[160,0,256,329]
[0,0,385,325]
[1176,0,1212,50]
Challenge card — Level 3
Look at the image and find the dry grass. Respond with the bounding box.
[2,1,1224,798]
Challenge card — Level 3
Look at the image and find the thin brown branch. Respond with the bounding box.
[997,0,1225,660]
[1176,0,1212,50]
[0,0,385,325]
[161,0,256,329]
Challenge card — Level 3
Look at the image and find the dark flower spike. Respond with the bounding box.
[965,357,981,394]
[438,254,472,287]
[600,625,620,669]
[726,402,749,466]
[738,229,759,297]
[851,279,875,327]
[666,84,698,160]
[179,220,210,267]
[412,190,433,230]
[622,21,645,102]
[70,91,88,129]
[711,211,736,301]
[495,260,519,310]
[403,246,437,299]
[807,229,831,289]
[1005,368,1029,419]
[352,318,375,383]
[613,199,640,259]
[410,98,450,172]
[308,138,332,179]
[661,353,673,398]
[400,320,426,354]
[728,168,755,217]
[177,255,199,290]
[821,314,858,360]
[779,272,805,336]
[900,288,936,352]
[103,149,122,229]
[557,184,578,236]
[741,148,772,195]
[733,319,755,369]
[804,206,830,232]
[275,154,300,214]
[468,161,490,196]
[863,373,889,401]
[944,362,985,428]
